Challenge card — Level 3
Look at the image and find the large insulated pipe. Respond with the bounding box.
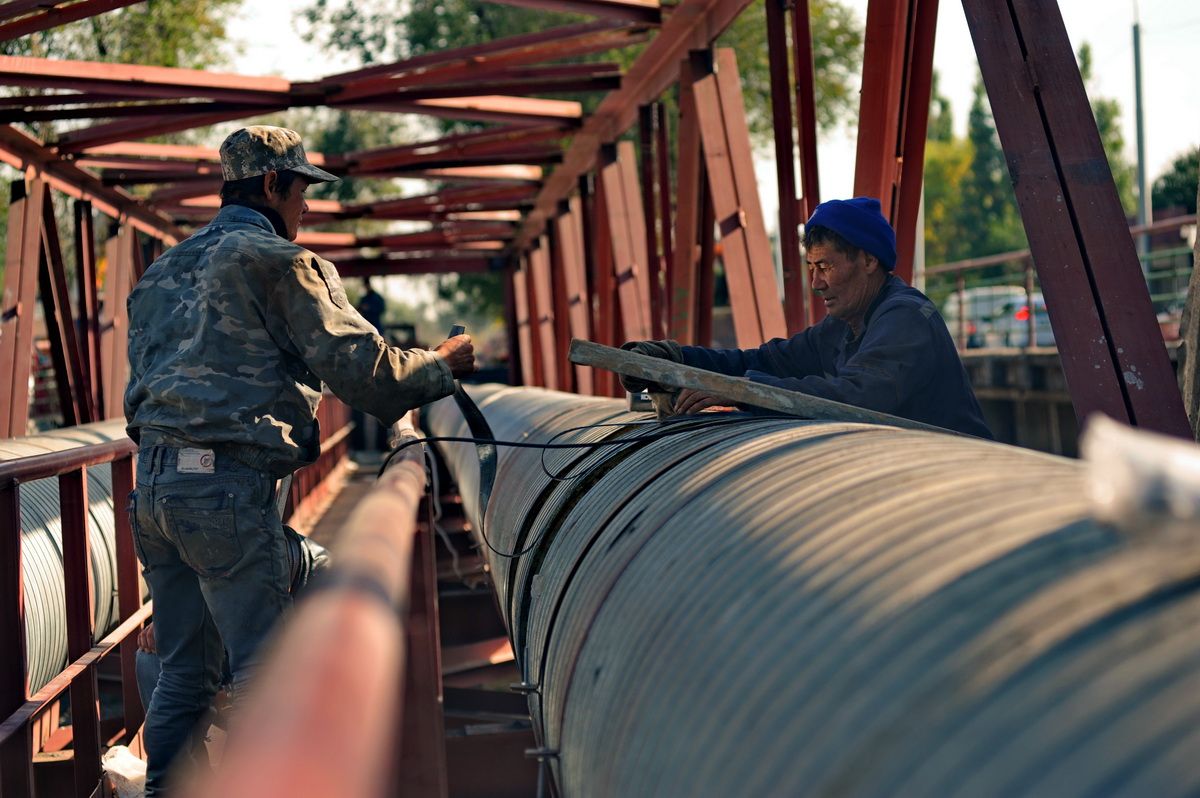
[0,420,132,693]
[426,385,1200,796]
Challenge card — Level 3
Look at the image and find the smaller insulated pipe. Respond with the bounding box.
[425,385,1200,797]
[0,420,134,693]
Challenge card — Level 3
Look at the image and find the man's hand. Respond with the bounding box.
[138,623,156,654]
[434,334,476,378]
[674,388,738,415]
[618,339,684,392]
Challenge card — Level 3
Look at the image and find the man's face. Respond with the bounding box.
[807,242,880,331]
[264,172,311,241]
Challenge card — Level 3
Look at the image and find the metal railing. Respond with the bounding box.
[0,438,145,798]
[926,214,1196,351]
[0,394,357,796]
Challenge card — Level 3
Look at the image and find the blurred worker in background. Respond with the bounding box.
[622,197,992,438]
[124,125,476,795]
[356,278,386,334]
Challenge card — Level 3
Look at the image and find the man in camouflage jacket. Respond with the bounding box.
[124,126,475,794]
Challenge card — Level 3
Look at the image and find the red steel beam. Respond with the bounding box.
[38,188,94,425]
[481,0,662,24]
[0,0,145,42]
[512,262,538,386]
[668,52,704,344]
[54,105,289,152]
[60,468,102,795]
[0,179,36,437]
[694,49,786,346]
[314,20,637,87]
[765,0,805,333]
[0,478,33,794]
[638,104,666,340]
[792,0,822,326]
[517,0,756,249]
[0,126,181,242]
[349,95,581,127]
[963,0,1189,436]
[853,0,908,212]
[553,198,593,393]
[599,142,652,341]
[336,257,495,278]
[0,55,292,102]
[74,200,103,418]
[529,237,559,389]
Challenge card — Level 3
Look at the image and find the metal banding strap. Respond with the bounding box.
[445,324,498,520]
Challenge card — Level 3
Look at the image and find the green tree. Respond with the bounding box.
[1077,43,1136,215]
[1152,147,1200,215]
[926,70,953,143]
[954,75,1025,261]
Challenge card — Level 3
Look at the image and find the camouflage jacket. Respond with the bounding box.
[125,205,454,476]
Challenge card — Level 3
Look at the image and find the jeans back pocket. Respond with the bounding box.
[163,487,244,577]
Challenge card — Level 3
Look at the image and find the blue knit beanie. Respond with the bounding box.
[805,197,897,271]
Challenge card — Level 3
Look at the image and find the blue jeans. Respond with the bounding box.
[129,445,290,795]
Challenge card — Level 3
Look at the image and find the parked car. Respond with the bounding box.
[986,292,1056,347]
[940,285,1027,348]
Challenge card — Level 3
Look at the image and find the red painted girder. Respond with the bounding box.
[529,238,560,388]
[78,140,337,167]
[0,90,131,108]
[0,125,181,241]
[333,61,624,104]
[963,0,1188,436]
[0,54,292,101]
[336,256,495,277]
[338,75,622,105]
[483,0,661,24]
[512,264,537,385]
[765,0,804,333]
[54,105,288,152]
[0,98,299,124]
[345,124,563,169]
[0,0,144,42]
[517,0,755,249]
[314,20,637,87]
[406,164,543,182]
[348,150,561,176]
[339,95,582,126]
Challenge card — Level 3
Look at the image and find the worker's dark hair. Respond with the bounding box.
[803,224,863,262]
[219,169,302,206]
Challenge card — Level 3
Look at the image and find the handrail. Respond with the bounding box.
[0,437,135,484]
[0,436,142,798]
[926,214,1197,275]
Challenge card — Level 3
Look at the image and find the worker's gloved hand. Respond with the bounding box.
[434,334,476,378]
[618,339,684,392]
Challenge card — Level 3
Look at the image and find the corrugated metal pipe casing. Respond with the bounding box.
[425,385,1200,796]
[0,421,135,693]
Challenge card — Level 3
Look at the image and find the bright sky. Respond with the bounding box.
[228,0,1200,222]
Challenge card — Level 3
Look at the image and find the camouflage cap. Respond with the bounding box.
[219,126,339,183]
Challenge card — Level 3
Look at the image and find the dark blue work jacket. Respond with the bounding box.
[680,275,993,438]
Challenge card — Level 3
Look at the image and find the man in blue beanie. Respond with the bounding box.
[622,197,992,437]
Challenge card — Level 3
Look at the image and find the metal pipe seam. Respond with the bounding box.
[425,385,1200,796]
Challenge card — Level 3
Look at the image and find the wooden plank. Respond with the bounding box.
[568,338,959,434]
